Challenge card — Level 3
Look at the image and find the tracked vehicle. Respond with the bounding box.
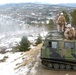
[41,30,76,70]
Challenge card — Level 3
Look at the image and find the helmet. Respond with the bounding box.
[60,12,64,15]
[71,27,75,30]
[66,24,71,28]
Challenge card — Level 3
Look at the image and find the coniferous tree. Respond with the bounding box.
[47,19,54,30]
[19,36,30,51]
[35,35,42,45]
[70,9,76,27]
[62,10,70,24]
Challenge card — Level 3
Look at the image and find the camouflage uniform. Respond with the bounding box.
[56,13,66,32]
[64,27,75,40]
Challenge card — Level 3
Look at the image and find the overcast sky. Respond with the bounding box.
[0,0,76,4]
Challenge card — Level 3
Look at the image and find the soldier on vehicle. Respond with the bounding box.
[56,12,66,32]
[64,24,76,40]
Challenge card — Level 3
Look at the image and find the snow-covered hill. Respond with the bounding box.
[0,14,47,50]
[0,43,43,75]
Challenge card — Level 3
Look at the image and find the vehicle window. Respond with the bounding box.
[64,42,75,49]
[48,41,52,47]
[48,41,58,48]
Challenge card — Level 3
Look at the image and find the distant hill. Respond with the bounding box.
[0,3,74,25]
[0,3,76,8]
[56,3,76,7]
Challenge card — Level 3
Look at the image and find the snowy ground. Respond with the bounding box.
[0,14,48,75]
[0,26,47,75]
[0,43,43,75]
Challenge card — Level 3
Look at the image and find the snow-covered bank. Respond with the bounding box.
[0,43,43,75]
[0,52,23,75]
[0,19,47,74]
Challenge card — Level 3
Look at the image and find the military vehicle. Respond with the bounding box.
[40,30,76,70]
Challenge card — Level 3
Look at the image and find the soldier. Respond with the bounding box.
[64,24,75,40]
[56,12,66,32]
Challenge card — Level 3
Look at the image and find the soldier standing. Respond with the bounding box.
[56,12,66,32]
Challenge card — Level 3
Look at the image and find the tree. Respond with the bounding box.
[35,35,42,45]
[19,36,30,51]
[47,19,54,30]
[70,9,76,27]
[62,10,70,24]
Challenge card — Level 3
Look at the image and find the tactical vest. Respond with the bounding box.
[57,16,65,26]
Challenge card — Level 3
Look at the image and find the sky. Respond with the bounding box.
[0,0,76,5]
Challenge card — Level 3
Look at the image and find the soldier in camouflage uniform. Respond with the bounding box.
[64,24,76,40]
[56,13,66,32]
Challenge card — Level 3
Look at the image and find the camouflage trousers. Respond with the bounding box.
[57,24,64,32]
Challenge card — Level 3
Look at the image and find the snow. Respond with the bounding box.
[0,54,4,60]
[30,62,39,75]
[6,52,22,62]
[0,42,43,75]
[6,48,12,52]
[0,22,47,74]
[0,34,5,39]
[30,53,40,75]
[0,50,38,75]
[0,13,47,75]
[28,36,37,42]
[0,30,47,51]
[0,52,30,75]
[30,45,35,49]
[15,64,30,75]
[40,31,48,40]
